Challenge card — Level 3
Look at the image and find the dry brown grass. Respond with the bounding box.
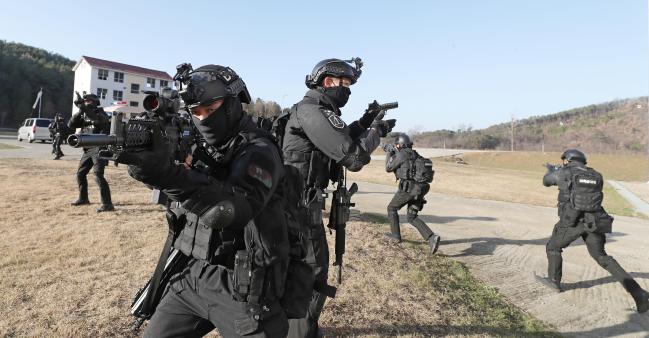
[351,151,647,218]
[0,159,555,337]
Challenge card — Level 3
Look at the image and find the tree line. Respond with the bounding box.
[0,40,76,127]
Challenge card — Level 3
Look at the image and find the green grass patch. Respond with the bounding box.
[357,212,557,335]
[0,142,22,150]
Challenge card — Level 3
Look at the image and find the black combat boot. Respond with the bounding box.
[633,289,649,313]
[535,275,563,293]
[71,199,90,206]
[97,204,115,213]
[622,279,649,313]
[427,234,441,254]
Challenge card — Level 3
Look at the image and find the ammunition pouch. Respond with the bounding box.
[559,203,582,227]
[584,210,613,233]
[304,187,325,228]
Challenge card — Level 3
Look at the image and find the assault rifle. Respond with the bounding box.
[67,88,193,164]
[381,143,396,153]
[74,91,84,107]
[327,166,358,284]
[544,163,561,173]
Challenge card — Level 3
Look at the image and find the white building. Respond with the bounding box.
[72,56,173,117]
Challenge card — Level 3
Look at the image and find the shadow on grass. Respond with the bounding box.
[321,324,560,337]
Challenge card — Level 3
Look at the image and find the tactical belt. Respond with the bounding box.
[283,151,312,163]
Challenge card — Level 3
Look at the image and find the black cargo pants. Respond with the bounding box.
[546,222,632,286]
[145,260,288,338]
[287,219,329,338]
[76,147,112,205]
[387,182,434,241]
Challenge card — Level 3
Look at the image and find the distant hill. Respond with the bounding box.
[411,97,648,154]
[0,40,76,127]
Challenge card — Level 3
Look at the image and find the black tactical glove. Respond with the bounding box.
[371,119,396,137]
[114,127,174,188]
[358,100,382,128]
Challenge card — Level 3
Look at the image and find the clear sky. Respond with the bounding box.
[1,0,647,132]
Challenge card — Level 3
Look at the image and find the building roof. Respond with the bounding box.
[73,56,173,81]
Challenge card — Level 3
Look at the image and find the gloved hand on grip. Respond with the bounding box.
[114,127,173,188]
[358,100,382,128]
[371,119,396,137]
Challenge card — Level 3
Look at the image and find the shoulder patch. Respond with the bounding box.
[247,163,273,189]
[321,109,346,129]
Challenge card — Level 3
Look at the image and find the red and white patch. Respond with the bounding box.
[247,164,273,189]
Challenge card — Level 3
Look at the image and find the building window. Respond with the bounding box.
[131,83,140,94]
[160,80,169,88]
[113,90,123,101]
[98,69,108,80]
[146,77,155,88]
[130,101,139,107]
[114,72,124,83]
[96,88,107,99]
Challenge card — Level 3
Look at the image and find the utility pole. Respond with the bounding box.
[38,87,43,118]
[510,115,515,151]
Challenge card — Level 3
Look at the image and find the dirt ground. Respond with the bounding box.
[351,181,649,338]
[0,159,554,337]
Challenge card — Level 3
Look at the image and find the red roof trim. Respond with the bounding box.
[80,56,173,81]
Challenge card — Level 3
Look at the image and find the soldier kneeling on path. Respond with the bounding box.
[539,149,649,313]
[384,134,441,254]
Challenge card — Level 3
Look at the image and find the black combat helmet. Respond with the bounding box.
[305,58,363,89]
[82,93,100,107]
[178,64,251,109]
[396,134,413,148]
[561,149,587,164]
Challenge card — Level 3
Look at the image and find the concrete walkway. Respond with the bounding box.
[608,180,649,218]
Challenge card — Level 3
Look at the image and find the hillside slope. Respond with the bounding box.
[413,97,648,154]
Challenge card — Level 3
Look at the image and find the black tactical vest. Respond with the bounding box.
[171,129,286,268]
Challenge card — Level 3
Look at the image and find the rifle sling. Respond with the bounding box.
[140,215,177,317]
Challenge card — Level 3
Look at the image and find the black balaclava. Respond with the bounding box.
[192,97,244,147]
[323,85,351,108]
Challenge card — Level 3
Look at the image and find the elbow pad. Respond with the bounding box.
[340,144,371,172]
[181,184,252,230]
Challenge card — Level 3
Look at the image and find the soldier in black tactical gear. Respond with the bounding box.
[117,64,292,337]
[48,113,67,160]
[68,93,114,212]
[540,149,649,313]
[384,134,440,253]
[281,57,396,338]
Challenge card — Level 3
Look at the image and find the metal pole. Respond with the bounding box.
[38,87,43,118]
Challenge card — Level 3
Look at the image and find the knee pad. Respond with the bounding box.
[596,255,614,268]
[406,207,418,222]
[546,247,562,255]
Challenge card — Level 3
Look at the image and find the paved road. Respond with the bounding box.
[350,181,649,338]
[0,135,83,160]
